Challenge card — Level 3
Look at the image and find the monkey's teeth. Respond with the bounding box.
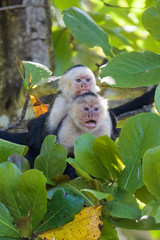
[79,90,89,95]
[85,120,97,129]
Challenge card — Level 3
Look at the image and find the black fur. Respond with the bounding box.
[26,113,47,168]
[64,64,86,74]
[109,110,120,141]
[73,91,98,100]
[0,130,28,145]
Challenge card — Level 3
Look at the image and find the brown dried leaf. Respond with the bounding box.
[30,94,49,117]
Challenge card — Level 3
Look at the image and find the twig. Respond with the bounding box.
[100,0,146,9]
[0,4,45,11]
[1,93,30,131]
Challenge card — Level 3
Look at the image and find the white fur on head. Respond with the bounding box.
[58,65,100,99]
[69,93,108,131]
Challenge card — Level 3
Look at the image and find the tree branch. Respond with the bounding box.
[1,93,30,131]
[100,0,146,9]
[0,4,45,11]
[44,0,56,73]
[117,105,152,121]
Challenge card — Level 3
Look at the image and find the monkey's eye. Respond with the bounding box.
[84,107,89,111]
[94,107,99,111]
[76,78,81,82]
[86,78,90,82]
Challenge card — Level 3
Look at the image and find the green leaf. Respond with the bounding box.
[36,188,84,233]
[103,188,141,220]
[143,146,160,201]
[142,4,160,42]
[67,158,93,181]
[0,139,28,163]
[0,238,19,240]
[69,133,111,180]
[81,189,112,201]
[0,203,21,238]
[100,51,160,87]
[17,169,47,229]
[35,135,67,178]
[155,84,160,114]
[111,216,160,230]
[142,201,160,223]
[22,61,52,89]
[118,113,160,193]
[99,215,118,240]
[7,154,30,172]
[135,186,157,204]
[93,135,124,180]
[63,7,112,57]
[0,163,22,221]
[48,177,95,206]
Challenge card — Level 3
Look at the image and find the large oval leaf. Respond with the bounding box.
[143,146,160,201]
[63,7,112,57]
[17,169,47,229]
[0,139,28,163]
[71,133,110,180]
[0,163,22,221]
[0,203,20,238]
[93,135,124,180]
[118,113,160,193]
[100,51,160,87]
[103,188,141,220]
[111,216,160,230]
[7,154,30,172]
[35,135,67,178]
[22,61,52,89]
[36,188,84,233]
[48,178,95,206]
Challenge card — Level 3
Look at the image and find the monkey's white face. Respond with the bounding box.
[70,94,107,131]
[58,66,100,99]
[78,103,100,129]
[71,75,94,97]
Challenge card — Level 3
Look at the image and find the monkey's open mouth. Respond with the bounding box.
[85,120,97,129]
[76,90,90,95]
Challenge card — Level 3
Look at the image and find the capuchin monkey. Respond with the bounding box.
[44,64,100,137]
[57,92,115,154]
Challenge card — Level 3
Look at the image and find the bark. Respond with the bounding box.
[0,0,55,127]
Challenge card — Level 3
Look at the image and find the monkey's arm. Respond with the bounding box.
[44,93,68,135]
[0,130,28,145]
[110,86,156,117]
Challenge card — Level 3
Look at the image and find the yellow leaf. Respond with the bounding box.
[30,94,49,117]
[38,205,103,240]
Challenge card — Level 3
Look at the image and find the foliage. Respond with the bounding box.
[38,205,103,240]
[2,0,160,239]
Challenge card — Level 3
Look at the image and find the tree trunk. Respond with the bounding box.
[0,0,55,127]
